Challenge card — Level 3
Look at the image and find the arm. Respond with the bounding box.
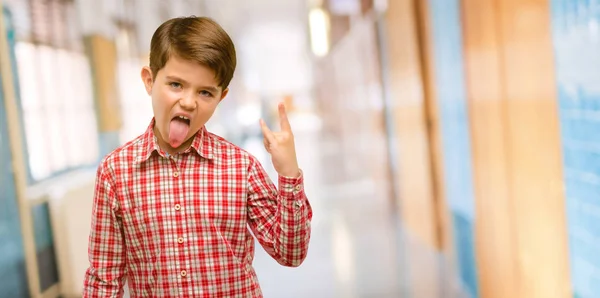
[83,163,127,298]
[247,157,313,267]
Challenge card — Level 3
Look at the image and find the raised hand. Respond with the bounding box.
[259,102,300,178]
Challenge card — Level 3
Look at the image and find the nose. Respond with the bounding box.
[179,93,196,111]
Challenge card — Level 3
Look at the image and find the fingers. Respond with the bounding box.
[260,119,276,143]
[278,102,292,133]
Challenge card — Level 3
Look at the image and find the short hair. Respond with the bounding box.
[149,16,236,90]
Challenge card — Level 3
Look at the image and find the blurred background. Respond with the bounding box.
[0,0,597,297]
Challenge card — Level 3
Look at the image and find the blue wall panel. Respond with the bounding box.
[428,0,478,297]
[551,1,600,297]
[0,6,29,298]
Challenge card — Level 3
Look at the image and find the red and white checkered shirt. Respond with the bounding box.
[83,119,312,297]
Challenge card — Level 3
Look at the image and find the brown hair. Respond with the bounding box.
[149,16,236,90]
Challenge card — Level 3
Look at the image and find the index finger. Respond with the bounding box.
[260,119,276,143]
[278,102,292,132]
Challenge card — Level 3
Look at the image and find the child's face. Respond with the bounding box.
[141,55,228,152]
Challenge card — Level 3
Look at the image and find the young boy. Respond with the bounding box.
[83,16,312,298]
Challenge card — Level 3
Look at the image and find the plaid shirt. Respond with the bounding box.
[83,119,312,297]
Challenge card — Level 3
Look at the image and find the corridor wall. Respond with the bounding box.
[327,0,576,297]
[383,0,438,254]
[381,0,451,296]
[326,0,585,297]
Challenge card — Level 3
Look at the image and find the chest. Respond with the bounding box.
[115,156,250,237]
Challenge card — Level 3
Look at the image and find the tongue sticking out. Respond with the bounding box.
[169,118,190,148]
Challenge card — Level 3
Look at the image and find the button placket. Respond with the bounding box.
[169,154,181,178]
[171,157,189,288]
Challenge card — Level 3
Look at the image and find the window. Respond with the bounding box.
[7,0,100,182]
[14,42,99,181]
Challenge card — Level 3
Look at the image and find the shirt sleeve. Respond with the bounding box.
[246,156,313,267]
[83,162,127,298]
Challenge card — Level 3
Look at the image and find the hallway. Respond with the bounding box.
[3,0,595,297]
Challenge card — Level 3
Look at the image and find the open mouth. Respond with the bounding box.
[173,115,191,125]
[168,115,191,148]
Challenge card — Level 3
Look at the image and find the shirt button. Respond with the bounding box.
[173,171,179,178]
[295,185,302,191]
[181,270,187,277]
[174,204,181,211]
[177,237,184,244]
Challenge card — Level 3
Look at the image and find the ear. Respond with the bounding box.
[219,88,229,102]
[141,66,154,95]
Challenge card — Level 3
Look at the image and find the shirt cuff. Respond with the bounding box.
[278,169,305,204]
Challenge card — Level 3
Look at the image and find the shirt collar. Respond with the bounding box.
[136,118,214,163]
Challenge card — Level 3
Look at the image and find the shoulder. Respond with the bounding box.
[206,132,260,166]
[96,134,146,180]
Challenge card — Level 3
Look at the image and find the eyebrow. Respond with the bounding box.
[165,75,219,93]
